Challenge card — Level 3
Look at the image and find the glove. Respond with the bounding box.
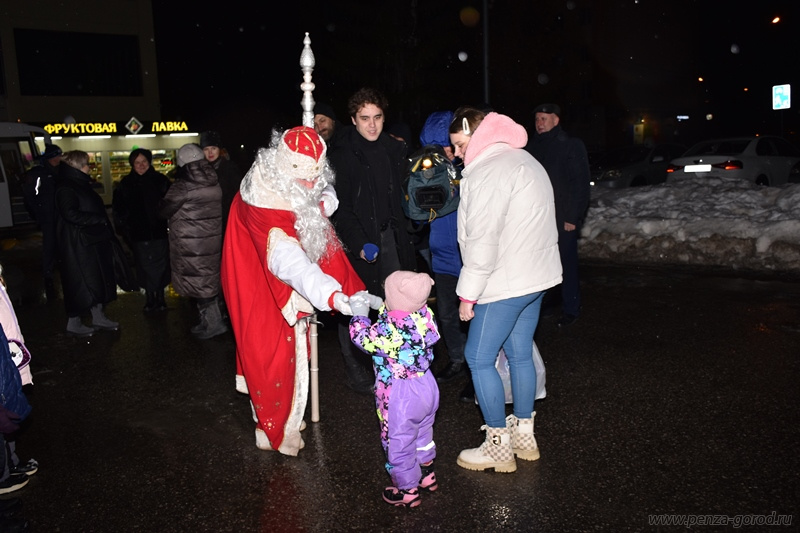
[348,294,370,317]
[320,191,339,218]
[331,292,352,316]
[0,405,21,434]
[362,243,379,262]
[354,290,383,310]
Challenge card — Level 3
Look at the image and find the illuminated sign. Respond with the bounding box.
[151,121,189,132]
[44,122,118,135]
[126,117,144,134]
[42,120,191,136]
[773,84,791,110]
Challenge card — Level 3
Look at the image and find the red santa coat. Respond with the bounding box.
[221,193,364,455]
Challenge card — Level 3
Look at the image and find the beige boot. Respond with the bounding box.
[507,413,540,461]
[457,425,516,473]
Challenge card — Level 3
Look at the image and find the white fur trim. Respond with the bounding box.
[235,374,249,394]
[276,318,310,456]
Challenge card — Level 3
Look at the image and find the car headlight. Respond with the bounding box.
[602,169,622,179]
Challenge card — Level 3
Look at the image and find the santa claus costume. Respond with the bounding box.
[221,126,365,456]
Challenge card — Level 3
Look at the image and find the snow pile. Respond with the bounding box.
[580,177,800,274]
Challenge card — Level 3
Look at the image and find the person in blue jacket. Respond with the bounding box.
[418,111,470,387]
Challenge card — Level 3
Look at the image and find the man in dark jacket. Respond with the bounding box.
[526,103,590,327]
[22,144,62,301]
[328,87,417,394]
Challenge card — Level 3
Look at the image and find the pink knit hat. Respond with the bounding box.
[384,271,434,313]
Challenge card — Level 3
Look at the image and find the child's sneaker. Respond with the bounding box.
[419,462,438,492]
[382,486,421,508]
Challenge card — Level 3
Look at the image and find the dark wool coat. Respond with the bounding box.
[22,161,60,224]
[328,128,417,296]
[158,160,222,299]
[210,157,243,233]
[526,124,591,229]
[112,167,171,243]
[54,164,118,315]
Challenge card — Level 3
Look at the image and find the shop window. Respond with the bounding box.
[110,152,131,189]
[109,150,177,188]
[87,152,104,194]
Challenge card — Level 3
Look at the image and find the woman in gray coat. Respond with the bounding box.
[158,144,227,339]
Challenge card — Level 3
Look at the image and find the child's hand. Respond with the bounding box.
[354,290,383,310]
[348,294,370,317]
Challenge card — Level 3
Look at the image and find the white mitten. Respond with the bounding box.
[348,294,370,317]
[320,186,339,217]
[331,292,352,315]
[355,290,384,310]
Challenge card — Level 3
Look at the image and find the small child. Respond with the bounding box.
[0,263,37,495]
[349,271,440,508]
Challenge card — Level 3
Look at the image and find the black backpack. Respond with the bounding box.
[402,145,459,221]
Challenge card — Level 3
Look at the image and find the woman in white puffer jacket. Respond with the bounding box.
[450,107,562,473]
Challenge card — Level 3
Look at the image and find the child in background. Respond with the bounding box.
[349,271,440,508]
[0,263,38,492]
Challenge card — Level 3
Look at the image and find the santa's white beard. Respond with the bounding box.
[289,181,338,263]
[240,139,340,264]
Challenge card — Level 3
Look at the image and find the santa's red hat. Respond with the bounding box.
[275,126,326,181]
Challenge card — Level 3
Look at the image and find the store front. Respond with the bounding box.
[37,118,199,206]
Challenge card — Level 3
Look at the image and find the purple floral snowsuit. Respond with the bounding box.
[350,304,440,490]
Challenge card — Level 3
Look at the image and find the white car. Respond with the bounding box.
[666,136,800,186]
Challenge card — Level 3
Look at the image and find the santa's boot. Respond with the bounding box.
[506,413,540,461]
[90,304,119,331]
[456,425,516,473]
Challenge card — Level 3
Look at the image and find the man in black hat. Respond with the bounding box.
[526,104,590,327]
[22,144,63,300]
[313,103,347,149]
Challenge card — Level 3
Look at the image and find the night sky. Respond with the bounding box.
[152,0,800,157]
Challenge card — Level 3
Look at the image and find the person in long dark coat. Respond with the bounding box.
[112,148,171,311]
[22,143,63,301]
[54,151,119,337]
[199,131,243,236]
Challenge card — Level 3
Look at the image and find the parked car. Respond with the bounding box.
[666,136,800,186]
[591,143,686,188]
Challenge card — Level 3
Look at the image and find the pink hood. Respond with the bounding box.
[463,112,528,166]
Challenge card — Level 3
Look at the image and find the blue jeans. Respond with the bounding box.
[465,292,544,427]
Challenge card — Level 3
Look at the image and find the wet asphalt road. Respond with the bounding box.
[0,230,798,532]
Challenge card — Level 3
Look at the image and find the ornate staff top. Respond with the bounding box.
[300,32,316,128]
